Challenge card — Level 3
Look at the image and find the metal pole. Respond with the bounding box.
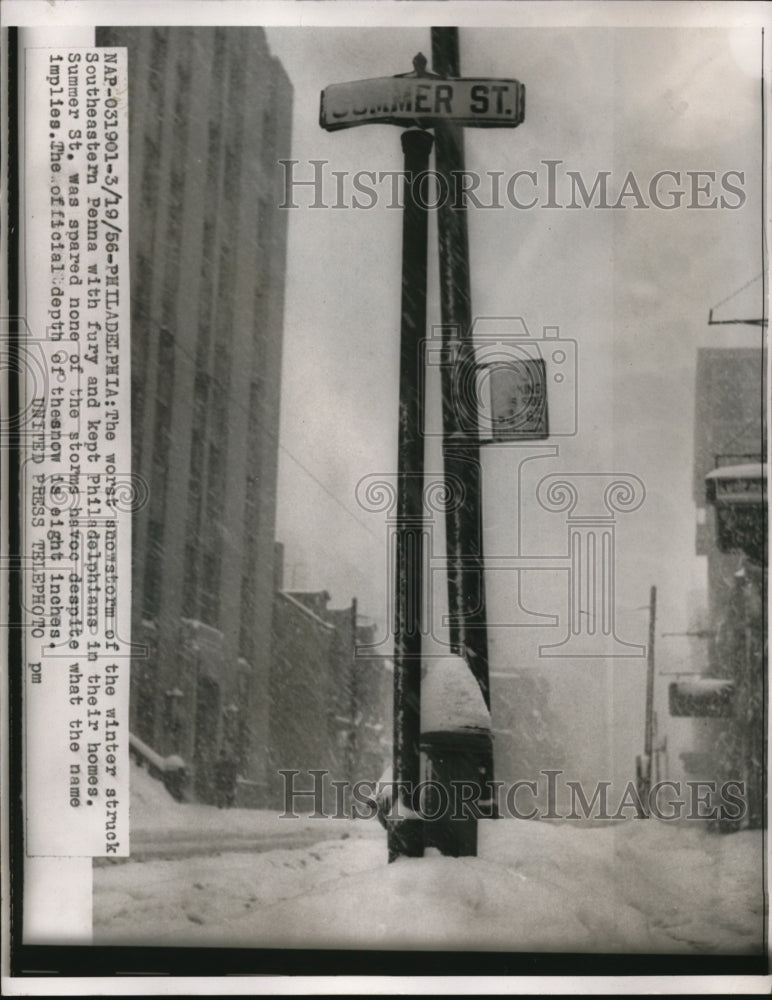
[641,584,657,814]
[431,27,495,815]
[431,27,490,704]
[389,127,434,862]
[348,596,358,790]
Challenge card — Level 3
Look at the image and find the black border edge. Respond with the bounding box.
[7,21,27,979]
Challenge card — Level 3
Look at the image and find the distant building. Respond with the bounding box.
[669,346,766,820]
[693,348,765,502]
[96,26,292,804]
[489,669,571,813]
[692,348,765,623]
[269,578,392,809]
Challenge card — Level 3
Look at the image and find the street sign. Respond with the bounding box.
[320,75,525,131]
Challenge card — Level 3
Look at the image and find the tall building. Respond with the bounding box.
[96,26,292,804]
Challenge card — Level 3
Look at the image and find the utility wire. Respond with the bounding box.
[278,443,382,542]
[708,272,764,314]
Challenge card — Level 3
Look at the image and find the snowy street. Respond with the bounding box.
[93,765,765,953]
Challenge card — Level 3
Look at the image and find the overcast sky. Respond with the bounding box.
[267,23,763,634]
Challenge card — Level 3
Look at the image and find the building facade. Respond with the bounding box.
[692,348,765,633]
[269,581,392,809]
[670,346,766,825]
[96,26,292,804]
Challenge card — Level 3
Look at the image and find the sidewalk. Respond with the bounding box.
[119,761,382,861]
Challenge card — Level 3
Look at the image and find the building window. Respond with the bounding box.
[143,328,176,619]
[150,327,175,517]
[143,519,164,619]
[200,549,221,627]
[239,378,263,658]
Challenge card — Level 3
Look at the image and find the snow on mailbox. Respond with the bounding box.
[421,655,492,734]
[420,656,493,857]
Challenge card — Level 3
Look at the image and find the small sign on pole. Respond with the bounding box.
[486,357,549,441]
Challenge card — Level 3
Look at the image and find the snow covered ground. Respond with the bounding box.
[92,763,766,953]
[125,759,356,858]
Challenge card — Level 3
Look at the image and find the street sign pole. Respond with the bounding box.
[431,27,495,812]
[636,584,657,813]
[389,127,434,861]
[642,584,657,812]
[320,48,524,860]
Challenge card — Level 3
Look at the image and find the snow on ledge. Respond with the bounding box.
[421,656,492,734]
